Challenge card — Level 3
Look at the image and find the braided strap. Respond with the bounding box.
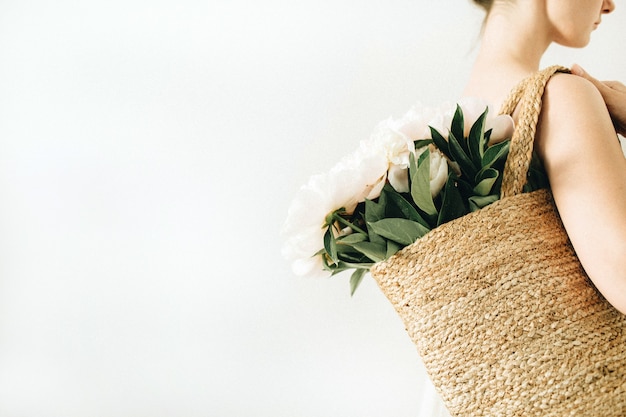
[499,65,570,198]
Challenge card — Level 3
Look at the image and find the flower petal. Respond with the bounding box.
[388,165,410,193]
[429,149,449,197]
[488,114,515,144]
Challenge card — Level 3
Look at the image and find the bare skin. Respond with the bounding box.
[571,64,626,136]
[463,0,626,314]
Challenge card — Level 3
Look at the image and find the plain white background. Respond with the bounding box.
[0,1,623,416]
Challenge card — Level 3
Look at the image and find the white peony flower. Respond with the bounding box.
[387,164,410,193]
[393,103,443,142]
[488,114,515,143]
[282,146,388,278]
[429,147,449,198]
[361,118,416,194]
[329,147,389,211]
[422,101,456,139]
[415,145,450,198]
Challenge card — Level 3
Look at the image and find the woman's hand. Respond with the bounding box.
[572,64,626,137]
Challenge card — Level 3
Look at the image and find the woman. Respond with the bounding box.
[416,1,626,415]
[463,0,626,314]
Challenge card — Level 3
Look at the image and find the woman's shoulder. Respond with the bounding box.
[542,72,607,114]
[537,71,615,148]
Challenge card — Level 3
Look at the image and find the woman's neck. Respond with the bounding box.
[462,3,553,108]
[480,8,551,72]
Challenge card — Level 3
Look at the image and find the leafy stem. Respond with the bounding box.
[331,211,368,235]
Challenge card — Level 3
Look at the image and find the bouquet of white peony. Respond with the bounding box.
[282,99,548,294]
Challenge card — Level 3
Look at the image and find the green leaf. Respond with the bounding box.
[455,177,475,200]
[368,218,431,246]
[365,199,385,222]
[350,268,367,296]
[386,240,402,258]
[410,151,438,218]
[437,174,468,226]
[451,105,466,152]
[448,130,477,180]
[430,126,451,160]
[365,196,385,223]
[364,197,386,245]
[381,183,429,228]
[337,233,367,245]
[322,254,348,274]
[334,260,375,270]
[335,248,369,264]
[351,241,387,263]
[483,129,493,148]
[481,140,510,172]
[414,139,433,149]
[473,168,499,196]
[468,194,499,212]
[468,108,488,165]
[330,211,368,236]
[322,255,374,274]
[417,146,430,165]
[323,226,338,264]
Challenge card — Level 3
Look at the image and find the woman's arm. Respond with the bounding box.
[535,73,626,314]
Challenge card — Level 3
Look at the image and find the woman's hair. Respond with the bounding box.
[472,0,493,12]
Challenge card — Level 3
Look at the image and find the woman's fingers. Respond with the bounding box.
[571,64,609,92]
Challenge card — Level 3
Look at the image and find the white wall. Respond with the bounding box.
[0,1,623,416]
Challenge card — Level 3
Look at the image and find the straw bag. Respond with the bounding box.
[370,66,626,416]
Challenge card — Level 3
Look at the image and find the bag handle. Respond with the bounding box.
[498,65,570,198]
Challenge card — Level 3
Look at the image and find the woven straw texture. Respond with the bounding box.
[370,66,626,416]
